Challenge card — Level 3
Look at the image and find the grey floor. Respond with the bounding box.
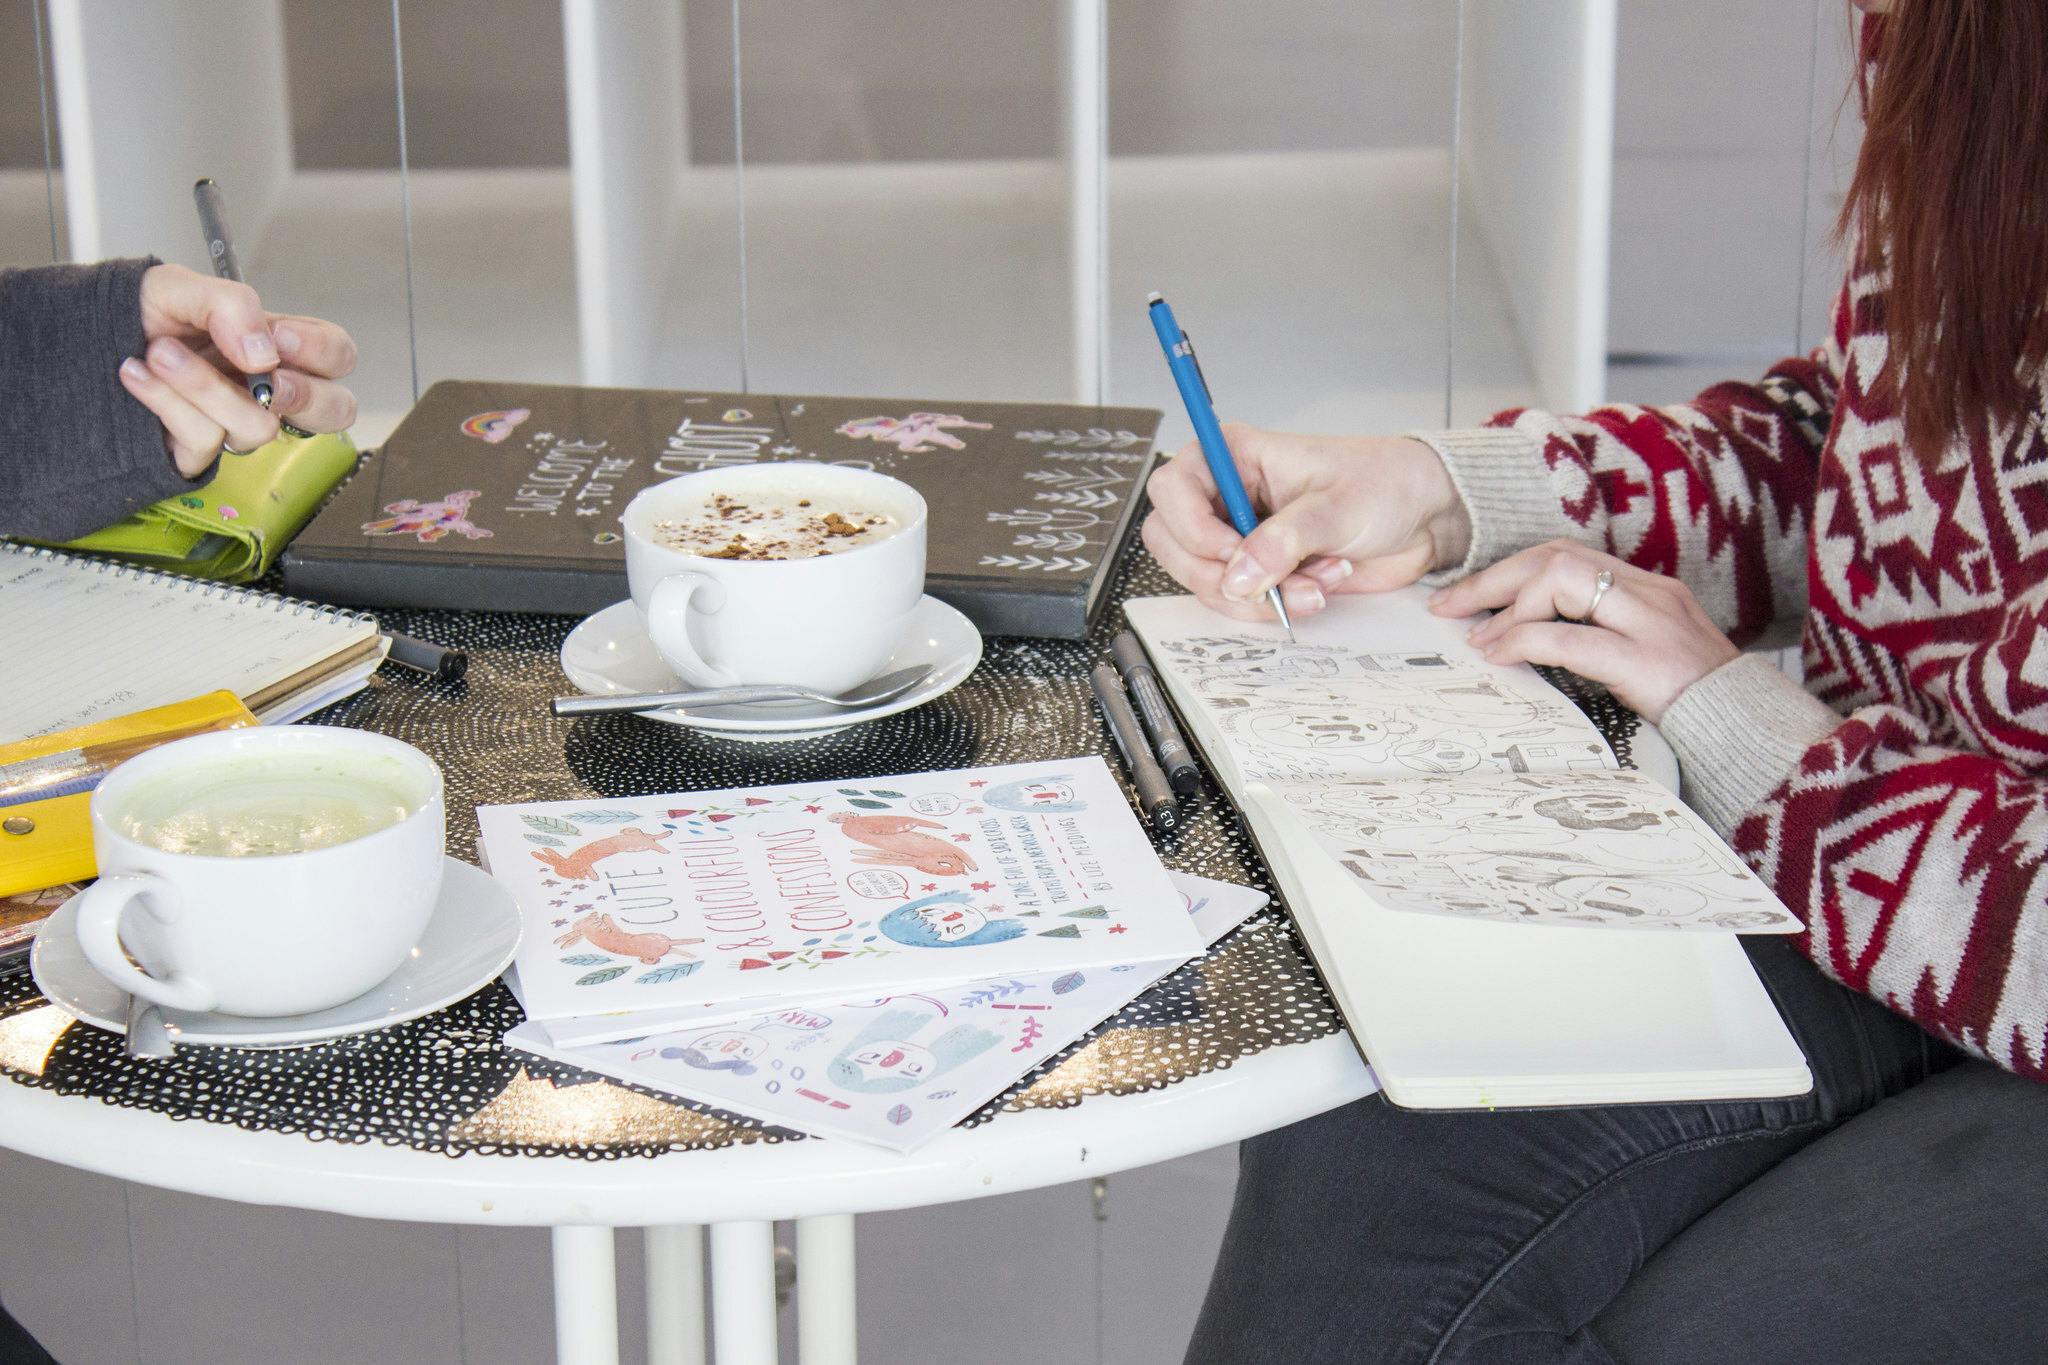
[0,1143,1238,1364]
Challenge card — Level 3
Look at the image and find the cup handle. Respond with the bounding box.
[72,873,217,1014]
[647,571,741,688]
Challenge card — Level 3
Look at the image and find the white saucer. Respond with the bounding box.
[559,594,983,740]
[31,858,523,1049]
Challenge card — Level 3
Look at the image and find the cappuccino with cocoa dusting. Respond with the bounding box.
[652,491,900,560]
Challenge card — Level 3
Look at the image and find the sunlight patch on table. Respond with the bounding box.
[0,1006,75,1077]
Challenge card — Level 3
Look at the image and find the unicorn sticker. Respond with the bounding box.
[824,1008,1000,1094]
[878,890,1026,949]
[835,412,992,453]
[360,489,494,543]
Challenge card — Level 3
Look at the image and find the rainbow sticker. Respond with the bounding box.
[460,408,530,443]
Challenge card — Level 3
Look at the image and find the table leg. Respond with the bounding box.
[709,1220,778,1365]
[796,1214,857,1365]
[645,1224,707,1365]
[551,1225,620,1365]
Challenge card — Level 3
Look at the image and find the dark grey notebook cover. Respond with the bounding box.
[282,381,1161,639]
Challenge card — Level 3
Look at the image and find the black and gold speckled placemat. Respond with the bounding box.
[0,552,1638,1160]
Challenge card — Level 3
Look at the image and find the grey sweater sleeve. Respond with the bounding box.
[0,256,209,541]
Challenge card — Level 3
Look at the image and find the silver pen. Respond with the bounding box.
[192,177,274,411]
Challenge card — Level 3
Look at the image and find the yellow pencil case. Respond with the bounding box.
[0,692,258,897]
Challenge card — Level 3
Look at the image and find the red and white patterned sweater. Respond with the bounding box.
[1417,258,2048,1083]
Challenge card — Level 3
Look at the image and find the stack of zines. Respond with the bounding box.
[478,757,1265,1152]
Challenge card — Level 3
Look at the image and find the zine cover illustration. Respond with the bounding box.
[477,758,1199,1023]
[1287,770,1801,932]
[504,873,1270,1151]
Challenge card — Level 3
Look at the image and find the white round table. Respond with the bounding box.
[0,991,1374,1365]
[0,551,1681,1365]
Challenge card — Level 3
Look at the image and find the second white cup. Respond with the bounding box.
[73,726,446,1018]
[622,463,928,696]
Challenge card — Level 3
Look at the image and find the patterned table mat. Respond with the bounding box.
[0,552,1635,1160]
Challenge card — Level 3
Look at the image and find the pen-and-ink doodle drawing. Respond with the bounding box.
[1147,633,1797,931]
[1287,772,1800,932]
[1155,634,1612,781]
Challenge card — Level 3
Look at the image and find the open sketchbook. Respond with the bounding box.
[1125,589,1811,1109]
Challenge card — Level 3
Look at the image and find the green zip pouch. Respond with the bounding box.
[41,430,358,583]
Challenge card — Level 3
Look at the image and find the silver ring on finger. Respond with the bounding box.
[219,440,249,457]
[1579,568,1615,624]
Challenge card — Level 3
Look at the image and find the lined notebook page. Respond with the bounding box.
[1,545,379,743]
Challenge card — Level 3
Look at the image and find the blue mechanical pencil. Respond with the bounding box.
[1145,292,1295,641]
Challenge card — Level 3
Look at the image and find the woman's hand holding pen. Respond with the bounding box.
[1141,423,1473,622]
[121,262,360,476]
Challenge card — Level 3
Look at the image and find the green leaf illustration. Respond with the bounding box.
[1062,906,1108,920]
[1035,924,1082,939]
[837,788,863,796]
[868,789,905,799]
[522,814,581,836]
[524,834,565,847]
[564,809,639,823]
[560,954,611,967]
[576,965,629,986]
[636,962,702,985]
[848,798,890,810]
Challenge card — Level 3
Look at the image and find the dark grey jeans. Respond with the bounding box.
[0,1300,55,1364]
[1186,937,2048,1364]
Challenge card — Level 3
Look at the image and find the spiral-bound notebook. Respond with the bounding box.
[0,545,389,744]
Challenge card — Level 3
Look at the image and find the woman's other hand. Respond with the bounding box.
[1141,424,1473,622]
[121,263,360,476]
[1431,540,1740,723]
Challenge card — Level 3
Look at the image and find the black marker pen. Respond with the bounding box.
[1110,630,1200,796]
[1089,663,1180,833]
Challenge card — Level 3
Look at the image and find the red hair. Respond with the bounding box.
[1838,4,2048,456]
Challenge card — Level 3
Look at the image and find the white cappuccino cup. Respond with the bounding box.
[622,463,928,696]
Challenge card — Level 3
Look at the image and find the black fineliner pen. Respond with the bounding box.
[381,630,469,683]
[1109,630,1201,797]
[1089,663,1180,834]
[192,177,274,412]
